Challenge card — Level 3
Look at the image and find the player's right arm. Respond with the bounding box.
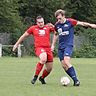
[12,31,30,51]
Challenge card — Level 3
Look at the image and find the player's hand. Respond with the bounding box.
[12,44,18,52]
[51,45,55,52]
[90,24,96,28]
[47,23,55,28]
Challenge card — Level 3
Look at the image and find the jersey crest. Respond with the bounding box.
[38,30,45,36]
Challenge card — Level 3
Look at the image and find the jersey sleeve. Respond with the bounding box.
[46,23,55,33]
[68,18,78,26]
[50,26,55,32]
[55,24,58,32]
[26,26,33,34]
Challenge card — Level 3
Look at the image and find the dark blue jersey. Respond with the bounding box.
[55,18,77,49]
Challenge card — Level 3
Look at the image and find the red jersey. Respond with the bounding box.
[26,25,55,48]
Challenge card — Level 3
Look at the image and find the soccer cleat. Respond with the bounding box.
[31,75,38,84]
[39,76,46,84]
[74,80,80,86]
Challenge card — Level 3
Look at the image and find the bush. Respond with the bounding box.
[2,47,17,57]
[73,44,96,58]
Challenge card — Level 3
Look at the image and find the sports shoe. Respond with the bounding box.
[74,80,80,86]
[31,75,38,84]
[39,76,46,84]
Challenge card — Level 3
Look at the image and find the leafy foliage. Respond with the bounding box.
[0,0,96,57]
[64,0,96,57]
[18,0,67,24]
[65,0,96,22]
[0,0,24,33]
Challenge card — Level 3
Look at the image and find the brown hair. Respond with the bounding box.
[36,15,43,20]
[55,9,65,17]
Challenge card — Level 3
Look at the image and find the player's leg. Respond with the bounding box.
[63,46,80,86]
[31,48,47,84]
[62,56,80,85]
[61,56,72,70]
[39,48,53,84]
[39,62,53,84]
[58,47,80,86]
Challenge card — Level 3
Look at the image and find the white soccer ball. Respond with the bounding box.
[60,76,70,86]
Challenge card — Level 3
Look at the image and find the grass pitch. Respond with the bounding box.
[0,57,96,96]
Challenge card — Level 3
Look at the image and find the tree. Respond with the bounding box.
[65,0,96,57]
[0,0,24,44]
[65,0,96,23]
[18,0,67,24]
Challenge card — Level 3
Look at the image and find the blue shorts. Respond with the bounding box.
[58,46,73,61]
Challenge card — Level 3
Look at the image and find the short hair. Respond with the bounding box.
[36,15,43,20]
[55,9,66,17]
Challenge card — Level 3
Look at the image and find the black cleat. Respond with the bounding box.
[74,80,80,86]
[39,76,46,84]
[31,75,38,84]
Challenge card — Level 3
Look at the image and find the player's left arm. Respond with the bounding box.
[51,32,58,52]
[47,23,55,28]
[46,23,58,51]
[77,21,96,28]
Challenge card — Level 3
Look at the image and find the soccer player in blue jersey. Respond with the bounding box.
[51,9,96,86]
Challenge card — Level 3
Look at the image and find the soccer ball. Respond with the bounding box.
[60,76,70,86]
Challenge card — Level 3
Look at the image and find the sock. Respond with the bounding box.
[35,62,44,76]
[41,69,50,78]
[66,66,78,82]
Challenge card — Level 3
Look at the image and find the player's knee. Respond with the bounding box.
[39,52,47,64]
[61,61,68,70]
[47,68,52,73]
[40,59,47,64]
[62,65,68,70]
[63,59,68,65]
[46,67,52,72]
[63,60,72,68]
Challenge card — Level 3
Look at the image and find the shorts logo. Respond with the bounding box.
[65,53,69,56]
[41,49,45,52]
[64,24,69,27]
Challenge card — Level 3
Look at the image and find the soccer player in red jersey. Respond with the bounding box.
[13,15,55,84]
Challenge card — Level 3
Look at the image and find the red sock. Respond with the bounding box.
[41,69,50,78]
[35,62,44,76]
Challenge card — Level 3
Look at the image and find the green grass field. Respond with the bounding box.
[0,57,96,96]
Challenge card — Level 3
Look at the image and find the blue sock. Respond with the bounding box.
[66,66,78,82]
